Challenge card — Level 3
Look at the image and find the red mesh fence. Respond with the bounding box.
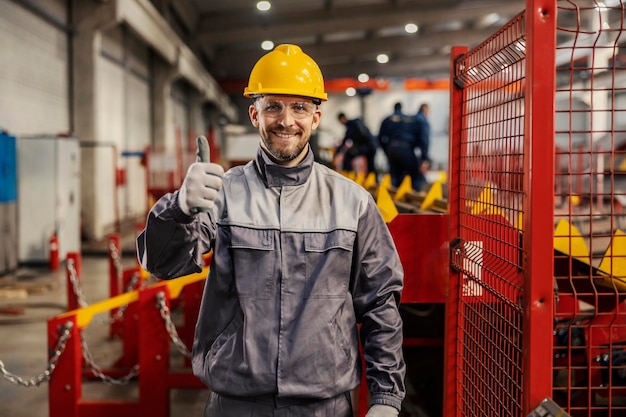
[449,12,527,417]
[447,1,626,416]
[552,1,626,416]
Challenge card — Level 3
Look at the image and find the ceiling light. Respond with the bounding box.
[257,1,271,12]
[477,13,500,28]
[404,23,418,34]
[345,87,356,97]
[376,54,389,64]
[357,73,369,83]
[261,40,274,50]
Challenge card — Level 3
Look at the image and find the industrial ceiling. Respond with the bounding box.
[180,0,527,84]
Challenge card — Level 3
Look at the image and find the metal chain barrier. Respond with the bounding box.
[81,335,139,385]
[67,258,139,325]
[0,321,73,387]
[108,242,140,322]
[109,241,123,284]
[109,271,139,323]
[1,275,190,389]
[156,292,192,359]
[67,258,88,308]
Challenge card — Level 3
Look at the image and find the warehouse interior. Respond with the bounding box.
[2,0,626,416]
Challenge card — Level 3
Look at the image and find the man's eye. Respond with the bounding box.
[265,103,282,111]
[292,103,308,112]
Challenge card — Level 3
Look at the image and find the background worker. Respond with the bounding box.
[378,102,425,189]
[414,103,431,190]
[137,44,406,417]
[335,112,378,176]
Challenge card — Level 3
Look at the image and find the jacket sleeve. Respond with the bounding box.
[351,196,406,411]
[136,190,216,280]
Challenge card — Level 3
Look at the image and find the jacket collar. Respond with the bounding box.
[255,146,314,187]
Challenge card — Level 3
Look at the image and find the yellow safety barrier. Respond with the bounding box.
[377,185,399,223]
[379,174,392,191]
[598,230,626,291]
[553,219,589,264]
[470,184,495,215]
[363,172,377,190]
[56,267,209,329]
[393,176,412,201]
[420,180,443,211]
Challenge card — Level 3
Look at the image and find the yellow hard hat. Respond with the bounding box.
[244,44,327,102]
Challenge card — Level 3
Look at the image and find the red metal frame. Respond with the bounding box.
[448,1,626,416]
[523,0,557,411]
[355,212,449,417]
[49,279,206,417]
[444,45,467,417]
[390,213,448,304]
[445,1,557,416]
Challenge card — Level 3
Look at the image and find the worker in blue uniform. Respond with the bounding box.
[378,102,430,191]
[137,44,406,417]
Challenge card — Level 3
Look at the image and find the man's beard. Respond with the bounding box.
[261,132,307,162]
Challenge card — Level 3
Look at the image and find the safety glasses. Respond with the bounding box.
[255,98,317,119]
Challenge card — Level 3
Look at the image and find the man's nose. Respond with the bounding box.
[277,108,296,125]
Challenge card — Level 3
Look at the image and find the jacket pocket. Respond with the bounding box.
[228,227,275,300]
[207,310,244,387]
[303,230,355,298]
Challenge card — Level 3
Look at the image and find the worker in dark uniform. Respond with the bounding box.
[414,103,431,190]
[137,44,406,417]
[336,112,378,175]
[378,102,425,189]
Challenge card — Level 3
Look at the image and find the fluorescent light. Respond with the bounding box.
[257,1,271,12]
[261,40,274,50]
[376,54,389,64]
[404,23,418,34]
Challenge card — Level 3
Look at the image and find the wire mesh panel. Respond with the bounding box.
[448,1,626,417]
[449,12,528,417]
[552,1,626,416]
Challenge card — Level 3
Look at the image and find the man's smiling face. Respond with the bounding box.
[249,95,321,167]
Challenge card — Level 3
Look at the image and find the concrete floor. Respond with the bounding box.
[0,236,210,417]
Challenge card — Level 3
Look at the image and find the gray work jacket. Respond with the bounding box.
[137,147,406,410]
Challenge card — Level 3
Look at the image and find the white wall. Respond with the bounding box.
[0,1,69,135]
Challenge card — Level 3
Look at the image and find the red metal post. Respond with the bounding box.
[138,285,171,417]
[48,315,81,417]
[110,290,140,373]
[523,0,556,412]
[443,45,468,417]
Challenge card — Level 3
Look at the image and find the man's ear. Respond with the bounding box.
[249,104,259,127]
[311,109,322,131]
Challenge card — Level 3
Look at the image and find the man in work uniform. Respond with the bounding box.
[378,102,429,191]
[336,112,378,176]
[137,44,406,417]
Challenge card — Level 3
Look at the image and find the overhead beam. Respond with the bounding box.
[195,2,524,45]
[213,28,498,63]
[207,27,496,80]
[318,55,453,79]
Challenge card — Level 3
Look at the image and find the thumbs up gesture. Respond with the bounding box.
[178,136,225,216]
